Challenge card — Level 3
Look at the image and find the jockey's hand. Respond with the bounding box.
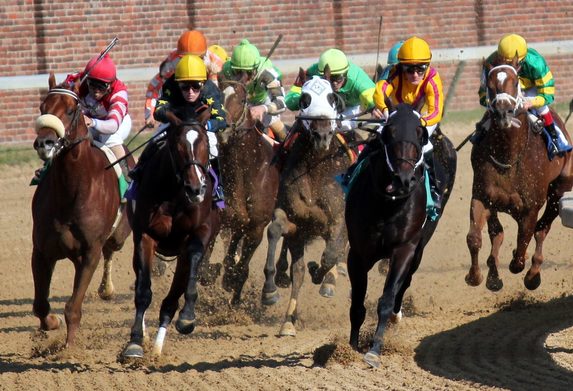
[372,108,388,120]
[83,115,95,128]
[145,116,156,127]
[522,99,534,111]
[249,105,267,122]
[164,110,182,127]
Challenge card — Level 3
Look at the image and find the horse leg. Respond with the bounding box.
[123,233,155,359]
[348,247,368,350]
[279,235,305,337]
[275,239,290,288]
[64,247,102,347]
[308,221,347,298]
[31,248,61,332]
[98,245,114,300]
[175,238,205,335]
[262,209,296,306]
[153,253,189,356]
[222,230,243,292]
[198,237,221,286]
[465,198,489,286]
[365,244,416,368]
[509,210,538,280]
[485,212,504,291]
[230,224,265,305]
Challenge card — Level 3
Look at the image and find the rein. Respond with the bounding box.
[222,80,249,130]
[487,64,523,115]
[488,110,531,170]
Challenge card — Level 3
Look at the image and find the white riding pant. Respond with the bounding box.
[91,114,131,147]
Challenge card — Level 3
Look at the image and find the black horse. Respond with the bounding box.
[345,104,457,367]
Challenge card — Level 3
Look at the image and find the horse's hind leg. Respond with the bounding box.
[98,246,114,300]
[348,247,368,351]
[199,236,221,286]
[229,224,266,305]
[465,198,489,286]
[175,238,205,336]
[275,239,290,288]
[222,230,243,292]
[308,221,347,298]
[31,249,61,332]
[509,210,538,280]
[485,212,504,292]
[279,236,305,337]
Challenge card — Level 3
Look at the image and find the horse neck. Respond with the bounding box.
[489,111,530,158]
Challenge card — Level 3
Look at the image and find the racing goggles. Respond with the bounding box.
[403,64,428,75]
[178,81,205,92]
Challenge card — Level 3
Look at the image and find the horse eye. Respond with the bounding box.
[327,93,336,106]
[300,93,312,110]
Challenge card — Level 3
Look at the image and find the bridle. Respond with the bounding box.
[167,125,209,189]
[221,79,250,130]
[487,64,524,117]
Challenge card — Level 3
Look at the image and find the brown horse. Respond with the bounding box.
[122,116,220,359]
[31,73,131,347]
[466,58,573,291]
[216,78,281,304]
[261,75,353,336]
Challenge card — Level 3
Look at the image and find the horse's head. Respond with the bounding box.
[34,72,84,160]
[485,56,522,129]
[299,75,339,150]
[166,117,210,204]
[378,104,426,197]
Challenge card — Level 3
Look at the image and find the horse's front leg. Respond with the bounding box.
[348,246,368,351]
[262,209,296,306]
[123,232,155,359]
[175,237,205,335]
[485,211,504,291]
[31,248,62,332]
[509,209,539,286]
[222,230,243,293]
[465,198,490,286]
[98,245,114,300]
[65,246,102,348]
[279,234,305,337]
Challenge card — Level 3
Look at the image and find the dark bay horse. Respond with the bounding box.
[215,78,281,304]
[32,73,131,347]
[122,116,220,359]
[261,76,353,336]
[466,59,573,291]
[346,104,457,368]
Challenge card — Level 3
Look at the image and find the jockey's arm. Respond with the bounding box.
[420,72,444,127]
[145,53,178,121]
[90,91,128,135]
[259,68,286,115]
[373,80,393,118]
[204,95,227,132]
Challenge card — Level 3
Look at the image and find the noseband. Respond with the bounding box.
[487,64,523,115]
[167,129,209,188]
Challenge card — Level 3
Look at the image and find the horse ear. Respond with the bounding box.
[323,64,331,81]
[420,125,429,146]
[300,93,312,110]
[512,53,520,69]
[48,72,56,90]
[384,93,394,113]
[374,63,384,81]
[294,67,306,87]
[484,58,492,73]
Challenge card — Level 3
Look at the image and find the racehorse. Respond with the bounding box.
[122,114,220,359]
[215,77,281,304]
[465,57,573,291]
[346,103,457,368]
[31,73,131,348]
[261,75,353,336]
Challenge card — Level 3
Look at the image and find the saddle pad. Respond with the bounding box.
[92,141,127,198]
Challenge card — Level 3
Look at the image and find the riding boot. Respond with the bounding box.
[128,139,159,182]
[545,122,572,155]
[270,121,287,142]
[210,158,225,203]
[424,150,442,211]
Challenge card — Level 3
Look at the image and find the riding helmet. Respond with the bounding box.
[175,54,207,81]
[318,48,349,75]
[230,39,261,70]
[398,36,432,64]
[177,30,207,56]
[84,54,116,83]
[498,34,527,62]
[208,44,229,62]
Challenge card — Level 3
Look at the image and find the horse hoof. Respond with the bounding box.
[465,272,483,287]
[524,271,541,290]
[175,318,196,335]
[122,343,144,359]
[319,283,335,298]
[509,260,525,274]
[337,263,348,277]
[363,351,381,368]
[275,272,291,288]
[486,276,504,292]
[41,314,63,331]
[378,259,390,275]
[222,271,235,293]
[279,321,296,337]
[98,283,114,300]
[261,290,280,306]
[389,310,402,324]
[307,261,322,284]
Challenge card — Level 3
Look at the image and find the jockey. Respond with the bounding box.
[342,36,444,210]
[475,33,571,155]
[130,54,227,202]
[285,48,375,130]
[71,54,131,174]
[378,40,404,81]
[220,39,288,141]
[144,30,228,127]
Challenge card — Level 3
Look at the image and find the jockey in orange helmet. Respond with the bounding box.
[144,30,228,126]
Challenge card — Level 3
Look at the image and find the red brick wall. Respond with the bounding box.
[2,0,573,143]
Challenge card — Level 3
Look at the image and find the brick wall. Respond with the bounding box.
[2,0,573,143]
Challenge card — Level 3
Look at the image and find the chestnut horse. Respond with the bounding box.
[122,117,220,359]
[31,73,131,347]
[465,58,573,291]
[216,78,281,304]
[261,75,352,336]
[346,104,457,367]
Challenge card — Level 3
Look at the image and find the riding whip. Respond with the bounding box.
[126,123,154,148]
[566,98,573,124]
[80,37,119,85]
[455,131,474,151]
[373,16,383,82]
[254,34,283,80]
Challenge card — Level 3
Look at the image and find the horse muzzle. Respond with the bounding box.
[387,171,418,197]
[183,182,207,205]
[33,135,57,161]
[310,130,334,151]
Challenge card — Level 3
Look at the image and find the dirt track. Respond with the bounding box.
[2,120,573,390]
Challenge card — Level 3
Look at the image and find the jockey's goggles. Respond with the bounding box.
[329,73,347,84]
[178,81,204,92]
[403,64,428,75]
[87,78,110,91]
